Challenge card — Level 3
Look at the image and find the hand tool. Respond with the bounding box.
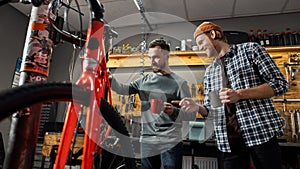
[290,110,298,141]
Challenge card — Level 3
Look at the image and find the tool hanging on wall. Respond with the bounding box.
[125,102,129,113]
[289,110,298,141]
[115,105,121,113]
[297,110,300,133]
[191,84,196,97]
[129,94,136,111]
[121,95,125,104]
[279,109,290,131]
[291,67,299,80]
[284,62,290,82]
[284,59,300,81]
[282,99,290,131]
[273,99,300,142]
[283,112,290,131]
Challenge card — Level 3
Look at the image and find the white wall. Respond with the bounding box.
[207,12,300,33]
[0,4,29,155]
[0,5,28,90]
[112,12,300,50]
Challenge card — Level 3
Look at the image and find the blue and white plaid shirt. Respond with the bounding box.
[203,42,289,152]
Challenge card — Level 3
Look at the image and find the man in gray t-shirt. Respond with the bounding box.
[111,39,195,169]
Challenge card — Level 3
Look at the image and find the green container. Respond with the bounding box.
[189,121,205,141]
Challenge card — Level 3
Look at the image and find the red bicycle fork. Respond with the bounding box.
[54,19,111,169]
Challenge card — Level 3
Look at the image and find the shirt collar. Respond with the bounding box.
[225,44,236,58]
[212,44,236,66]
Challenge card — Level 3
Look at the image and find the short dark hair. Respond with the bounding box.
[148,39,170,52]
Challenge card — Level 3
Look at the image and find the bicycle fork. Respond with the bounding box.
[54,93,104,169]
[54,5,108,168]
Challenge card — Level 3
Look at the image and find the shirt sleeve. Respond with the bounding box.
[251,43,289,96]
[110,76,140,95]
[177,80,197,121]
[180,81,192,98]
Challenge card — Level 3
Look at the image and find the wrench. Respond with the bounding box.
[296,110,300,133]
[282,98,289,130]
[279,109,289,130]
[283,112,290,130]
[290,110,298,141]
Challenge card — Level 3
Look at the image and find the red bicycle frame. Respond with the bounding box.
[54,1,113,169]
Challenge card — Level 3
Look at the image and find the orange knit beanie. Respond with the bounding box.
[193,22,222,40]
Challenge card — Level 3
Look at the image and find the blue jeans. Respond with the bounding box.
[141,142,183,169]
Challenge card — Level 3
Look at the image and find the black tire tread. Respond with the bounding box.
[0,82,90,120]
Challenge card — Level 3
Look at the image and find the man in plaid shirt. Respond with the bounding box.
[176,22,289,169]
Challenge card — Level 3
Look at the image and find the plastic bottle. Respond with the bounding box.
[294,31,300,45]
[291,31,298,45]
[186,39,192,50]
[249,29,257,42]
[285,28,292,46]
[181,40,186,51]
[257,29,264,46]
[274,32,283,46]
[263,29,270,46]
[268,32,275,46]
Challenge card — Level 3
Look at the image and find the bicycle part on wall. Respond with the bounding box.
[5,1,56,168]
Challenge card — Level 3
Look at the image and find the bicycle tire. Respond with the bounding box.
[0,82,137,169]
[0,82,90,121]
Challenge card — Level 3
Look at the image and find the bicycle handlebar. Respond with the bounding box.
[89,0,105,20]
[104,24,118,39]
[0,0,42,6]
[0,0,15,6]
[1,0,105,16]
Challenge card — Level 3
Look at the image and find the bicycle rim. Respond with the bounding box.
[0,82,137,169]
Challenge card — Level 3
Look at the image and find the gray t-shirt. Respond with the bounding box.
[111,72,193,144]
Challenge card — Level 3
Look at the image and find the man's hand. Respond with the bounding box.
[171,98,198,113]
[107,69,112,81]
[172,98,208,117]
[219,88,242,104]
[219,84,276,102]
[163,102,175,115]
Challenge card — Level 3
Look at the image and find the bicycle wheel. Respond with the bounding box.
[0,82,137,169]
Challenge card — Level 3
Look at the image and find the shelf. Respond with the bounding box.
[107,46,300,68]
[265,45,300,52]
[109,50,207,58]
[108,51,213,68]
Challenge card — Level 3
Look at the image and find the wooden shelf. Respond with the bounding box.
[108,50,213,68]
[108,46,300,68]
[266,45,300,52]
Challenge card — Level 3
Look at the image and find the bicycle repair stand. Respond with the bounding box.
[183,141,200,169]
[191,144,200,169]
[183,119,207,169]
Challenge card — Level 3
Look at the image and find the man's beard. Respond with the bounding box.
[152,67,162,73]
[152,63,165,73]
